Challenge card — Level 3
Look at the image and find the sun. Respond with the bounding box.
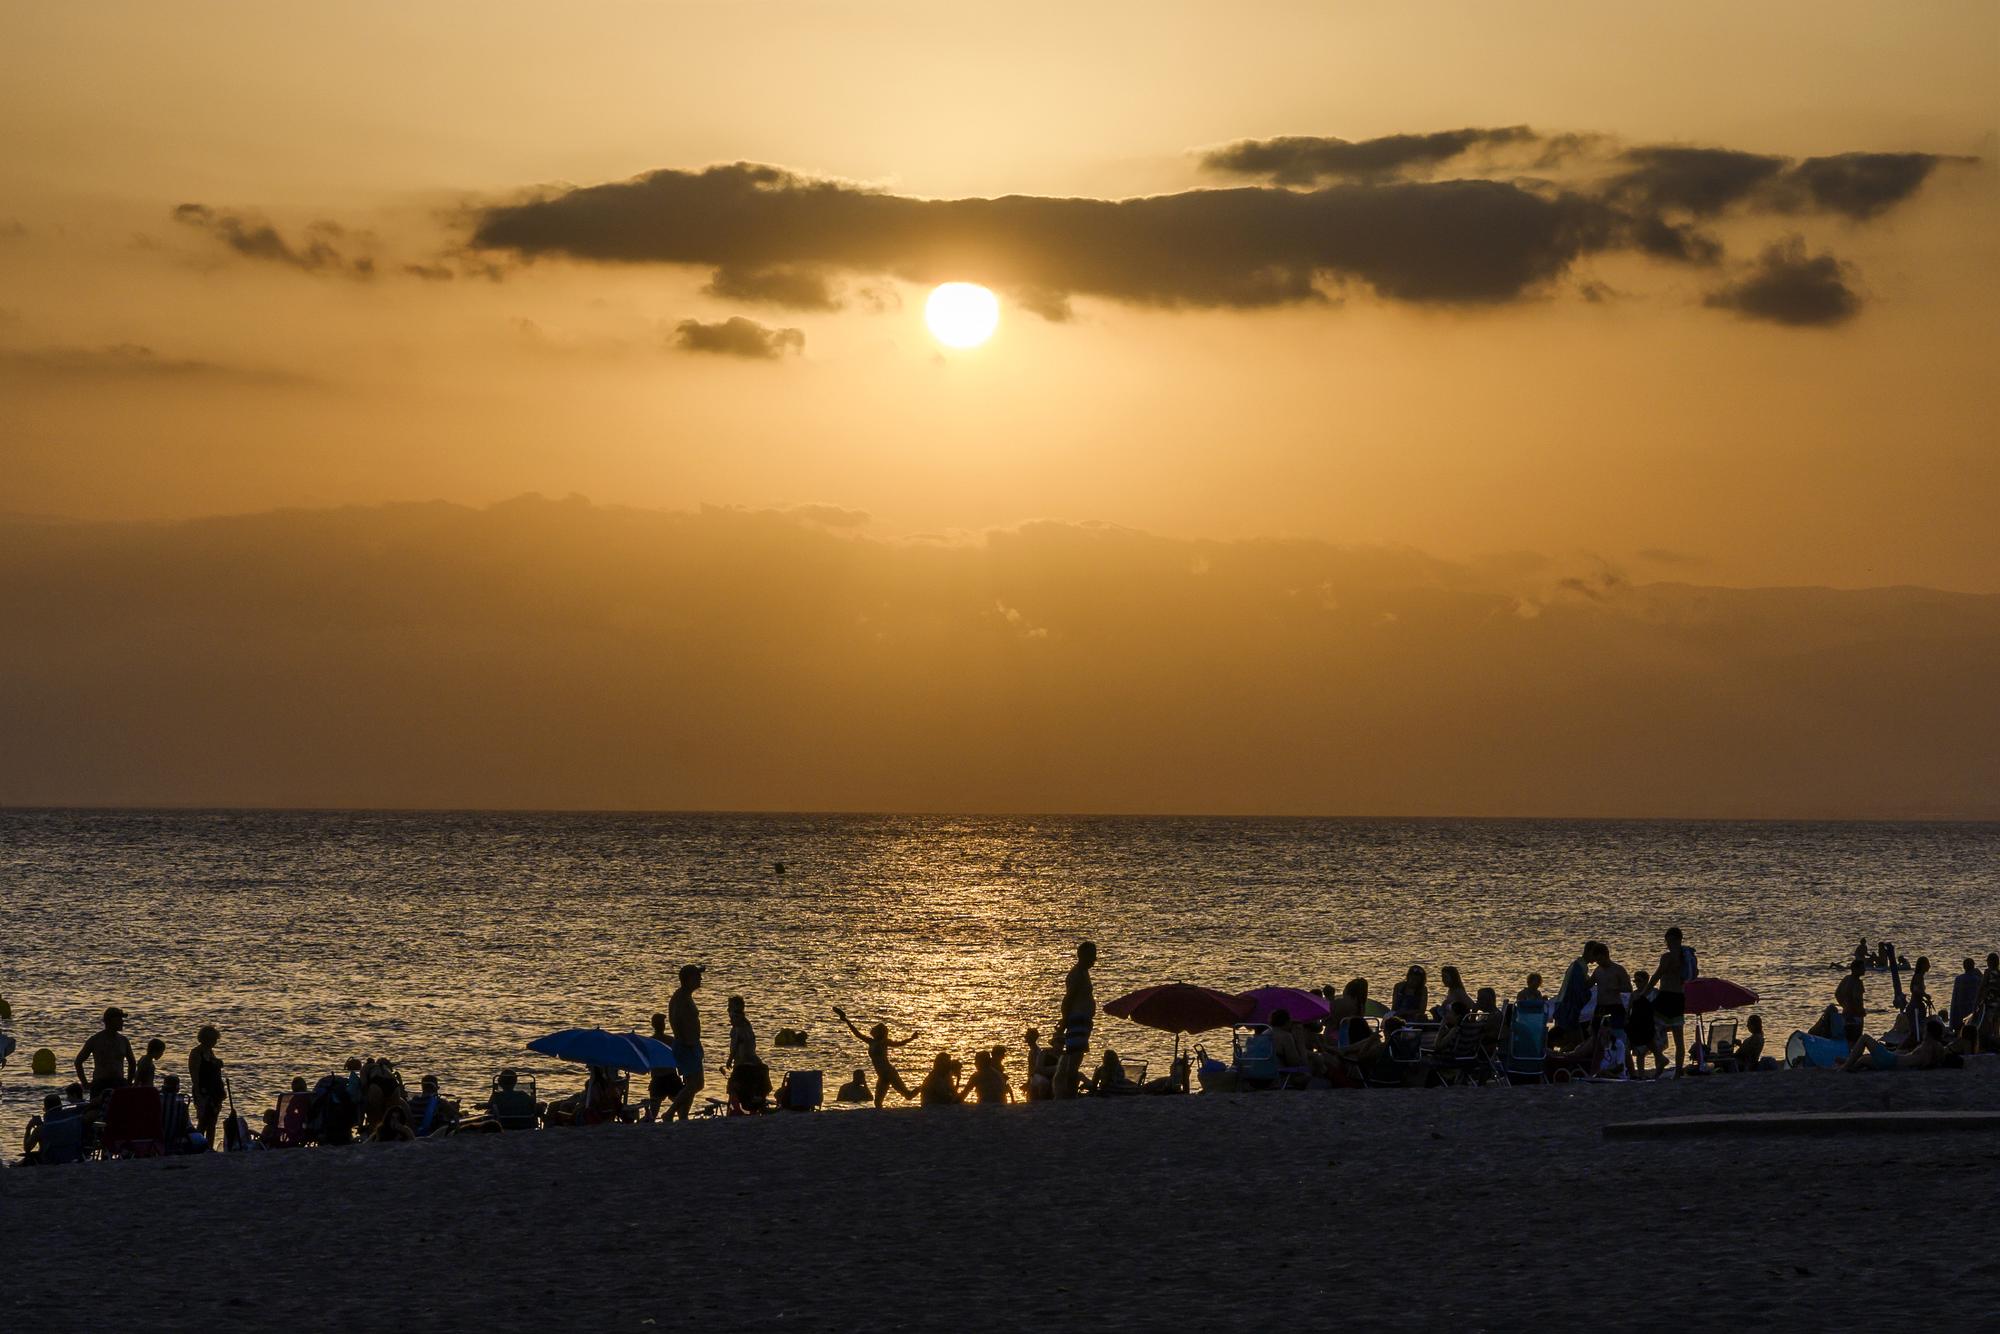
[924,282,1000,348]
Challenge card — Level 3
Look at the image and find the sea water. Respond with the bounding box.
[3,809,1997,1146]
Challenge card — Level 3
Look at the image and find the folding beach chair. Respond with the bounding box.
[777,1069,823,1110]
[100,1085,166,1159]
[1424,1022,1497,1086]
[1701,1018,1739,1071]
[38,1112,88,1165]
[488,1075,540,1130]
[1500,1001,1550,1084]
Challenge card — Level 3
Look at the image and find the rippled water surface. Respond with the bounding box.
[4,811,1998,1145]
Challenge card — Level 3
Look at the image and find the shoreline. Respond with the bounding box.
[8,1063,2000,1332]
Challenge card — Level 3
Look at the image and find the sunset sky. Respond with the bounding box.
[3,2,1996,815]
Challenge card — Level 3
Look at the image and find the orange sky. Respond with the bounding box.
[1,3,1996,813]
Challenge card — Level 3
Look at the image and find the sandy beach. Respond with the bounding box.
[8,1065,2000,1333]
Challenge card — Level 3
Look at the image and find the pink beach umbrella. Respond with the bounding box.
[1235,986,1332,1027]
[1103,984,1254,1035]
[1684,978,1759,1015]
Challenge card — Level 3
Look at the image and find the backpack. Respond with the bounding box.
[1681,946,1699,982]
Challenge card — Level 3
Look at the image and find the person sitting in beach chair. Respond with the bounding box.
[1323,978,1370,1032]
[836,1068,872,1103]
[1391,967,1428,1022]
[484,1069,542,1130]
[1086,1048,1142,1096]
[1265,1011,1312,1088]
[408,1074,457,1137]
[1424,1003,1494,1085]
[1434,967,1474,1023]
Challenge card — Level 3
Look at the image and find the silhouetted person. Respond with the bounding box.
[189,1025,225,1149]
[1836,958,1868,1047]
[667,965,704,1122]
[1655,926,1692,1073]
[1949,958,1982,1032]
[135,1037,166,1087]
[75,1007,135,1097]
[836,1069,871,1103]
[644,1011,676,1121]
[725,995,771,1111]
[833,1006,919,1107]
[1053,941,1096,1100]
[916,1052,960,1106]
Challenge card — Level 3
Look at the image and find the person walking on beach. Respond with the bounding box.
[1655,926,1692,1073]
[724,995,772,1111]
[833,1007,920,1107]
[75,1007,135,1097]
[189,1025,226,1149]
[666,965,704,1122]
[1053,941,1097,1101]
[1835,958,1868,1048]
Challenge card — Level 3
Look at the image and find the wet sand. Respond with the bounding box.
[7,1064,2000,1332]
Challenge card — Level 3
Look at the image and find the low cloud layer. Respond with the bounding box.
[173,204,377,279]
[673,315,804,358]
[1704,237,1858,327]
[463,127,1965,326]
[2,498,1995,817]
[0,342,306,384]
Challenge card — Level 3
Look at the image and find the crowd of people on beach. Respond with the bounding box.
[12,929,2000,1164]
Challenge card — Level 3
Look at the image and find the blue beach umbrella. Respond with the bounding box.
[527,1028,678,1073]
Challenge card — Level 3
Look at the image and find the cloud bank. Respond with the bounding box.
[464,127,1964,326]
[3,497,1995,817]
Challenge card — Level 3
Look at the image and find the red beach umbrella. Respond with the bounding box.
[1235,986,1332,1027]
[1104,984,1254,1035]
[1684,978,1758,1015]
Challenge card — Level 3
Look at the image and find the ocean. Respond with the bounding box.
[4,809,1997,1145]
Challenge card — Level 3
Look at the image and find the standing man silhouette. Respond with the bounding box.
[667,965,704,1121]
[1053,941,1097,1100]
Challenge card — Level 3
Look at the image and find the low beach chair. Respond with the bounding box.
[1499,1001,1549,1084]
[100,1085,166,1159]
[488,1075,540,1130]
[39,1113,88,1165]
[1233,1028,1282,1088]
[1424,1023,1497,1086]
[777,1069,823,1110]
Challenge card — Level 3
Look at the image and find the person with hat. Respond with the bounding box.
[189,1024,226,1149]
[666,964,704,1122]
[74,1006,135,1098]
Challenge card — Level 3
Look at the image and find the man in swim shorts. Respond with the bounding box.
[1655,926,1690,1074]
[667,965,704,1121]
[1053,941,1096,1101]
[74,1007,135,1097]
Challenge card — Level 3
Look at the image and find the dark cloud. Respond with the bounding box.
[457,132,1967,325]
[702,263,842,310]
[0,342,309,385]
[1606,146,1788,216]
[672,315,804,359]
[472,162,1613,310]
[1704,236,1859,327]
[173,203,376,279]
[1200,126,1538,185]
[1780,152,1950,220]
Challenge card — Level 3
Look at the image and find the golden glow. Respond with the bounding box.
[924,282,1000,348]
